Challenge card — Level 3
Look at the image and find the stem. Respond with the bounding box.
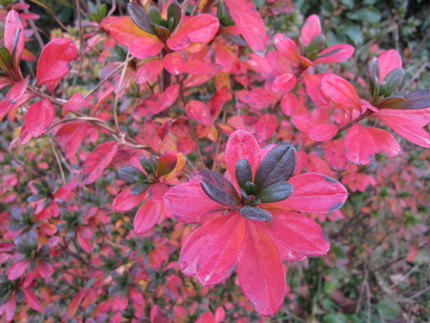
[112,51,131,131]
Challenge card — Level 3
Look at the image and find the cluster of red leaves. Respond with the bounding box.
[0,0,429,321]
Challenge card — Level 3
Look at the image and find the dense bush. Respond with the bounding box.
[0,0,429,321]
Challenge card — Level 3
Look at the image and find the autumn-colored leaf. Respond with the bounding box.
[25,99,55,137]
[82,141,118,184]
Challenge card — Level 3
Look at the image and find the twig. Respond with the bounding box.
[28,0,69,31]
[75,0,84,76]
[50,139,66,184]
[112,51,131,131]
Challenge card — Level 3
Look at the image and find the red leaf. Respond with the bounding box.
[271,73,297,94]
[180,213,246,285]
[77,227,93,253]
[266,173,348,213]
[262,210,330,256]
[164,181,227,223]
[82,141,118,185]
[7,260,29,280]
[136,59,163,83]
[344,124,375,164]
[163,53,186,75]
[63,93,87,111]
[304,74,329,105]
[134,200,161,234]
[281,92,298,116]
[56,122,92,159]
[224,0,267,54]
[113,186,146,212]
[36,260,53,279]
[236,88,277,110]
[321,74,360,109]
[23,289,43,312]
[167,14,219,50]
[314,44,355,64]
[69,290,86,316]
[129,36,164,59]
[367,127,401,157]
[36,38,77,92]
[274,34,299,64]
[25,99,55,137]
[378,114,430,148]
[225,129,261,178]
[255,114,278,142]
[186,100,213,126]
[308,123,338,142]
[3,297,16,321]
[237,222,286,316]
[323,139,347,170]
[300,15,321,46]
[378,49,402,82]
[195,312,215,323]
[5,10,25,69]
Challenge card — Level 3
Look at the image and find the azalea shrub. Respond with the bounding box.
[0,0,429,321]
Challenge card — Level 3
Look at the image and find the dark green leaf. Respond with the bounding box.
[118,165,144,183]
[259,181,293,203]
[235,158,252,188]
[199,169,240,206]
[240,206,272,222]
[254,144,296,192]
[376,298,401,320]
[167,1,181,32]
[131,183,150,196]
[149,6,162,25]
[0,47,12,72]
[380,68,404,96]
[376,95,405,109]
[140,156,155,175]
[127,2,153,34]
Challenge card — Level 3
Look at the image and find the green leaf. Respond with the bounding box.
[149,6,162,25]
[348,8,381,24]
[240,206,272,222]
[379,68,405,96]
[131,183,150,196]
[376,298,401,320]
[167,1,181,32]
[118,165,144,183]
[259,181,293,203]
[0,47,12,72]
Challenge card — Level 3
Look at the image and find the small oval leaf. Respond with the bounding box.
[127,2,153,34]
[259,181,293,203]
[254,144,296,192]
[235,158,252,188]
[240,206,272,222]
[199,170,240,206]
[118,165,144,183]
[131,183,150,196]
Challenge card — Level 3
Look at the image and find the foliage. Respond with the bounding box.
[0,0,429,321]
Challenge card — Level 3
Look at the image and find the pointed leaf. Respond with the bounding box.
[82,141,118,185]
[254,144,296,192]
[7,260,29,280]
[23,289,43,312]
[118,165,144,183]
[36,38,77,92]
[314,44,355,64]
[5,10,25,67]
[134,200,161,234]
[274,34,298,64]
[199,170,240,206]
[321,74,360,109]
[386,89,430,110]
[127,2,153,34]
[237,222,286,316]
[25,99,55,137]
[224,0,267,54]
[300,15,321,46]
[113,186,146,212]
[266,173,348,213]
[380,68,404,96]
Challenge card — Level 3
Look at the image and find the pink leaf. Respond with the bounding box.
[56,122,91,159]
[378,49,402,82]
[236,88,277,110]
[344,124,375,164]
[164,181,227,223]
[136,59,163,83]
[36,260,53,279]
[255,114,278,142]
[4,10,25,69]
[274,34,299,64]
[82,141,118,185]
[321,74,360,109]
[7,260,29,280]
[23,289,43,312]
[271,73,297,94]
[167,14,219,50]
[308,123,338,142]
[262,210,330,256]
[224,0,267,54]
[314,44,355,64]
[186,100,213,126]
[25,99,55,137]
[266,173,348,213]
[300,15,321,46]
[225,129,261,178]
[163,53,186,75]
[77,227,94,253]
[281,92,298,116]
[36,38,77,92]
[113,186,146,212]
[180,213,246,285]
[129,36,164,59]
[134,200,161,234]
[367,127,401,157]
[237,222,286,316]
